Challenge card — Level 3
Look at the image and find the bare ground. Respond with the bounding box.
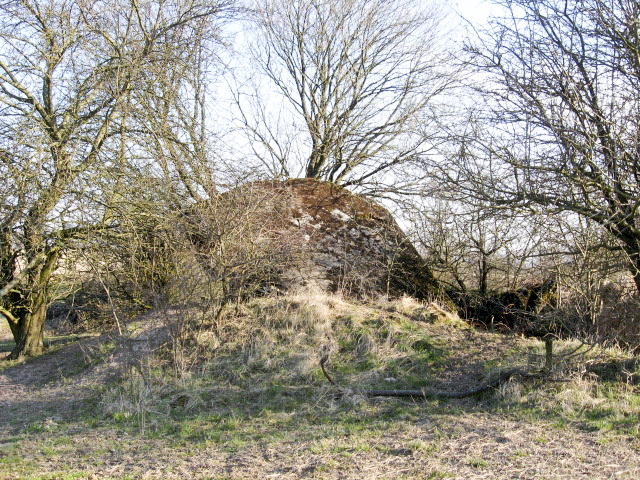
[1,307,639,479]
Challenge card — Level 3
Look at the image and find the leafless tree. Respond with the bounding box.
[410,200,544,294]
[0,0,232,357]
[234,0,456,193]
[173,182,300,326]
[430,0,640,295]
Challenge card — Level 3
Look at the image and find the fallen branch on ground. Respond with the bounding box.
[319,356,543,399]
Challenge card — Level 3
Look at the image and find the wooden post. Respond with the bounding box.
[544,336,553,371]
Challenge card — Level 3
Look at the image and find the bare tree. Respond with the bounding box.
[0,0,232,357]
[174,182,299,326]
[431,0,640,295]
[235,0,455,192]
[410,200,544,294]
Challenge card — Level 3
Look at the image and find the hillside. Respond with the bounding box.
[1,293,639,479]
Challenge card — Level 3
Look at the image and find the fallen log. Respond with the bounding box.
[362,368,539,399]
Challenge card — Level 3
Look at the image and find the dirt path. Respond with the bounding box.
[0,310,177,433]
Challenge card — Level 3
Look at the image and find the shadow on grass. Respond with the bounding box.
[1,397,91,431]
[0,337,14,354]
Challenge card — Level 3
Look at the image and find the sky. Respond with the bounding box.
[454,0,496,25]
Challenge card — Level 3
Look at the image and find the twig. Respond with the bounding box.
[320,354,336,386]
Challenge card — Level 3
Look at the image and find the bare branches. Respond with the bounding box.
[431,0,640,293]
[0,0,233,356]
[237,0,456,191]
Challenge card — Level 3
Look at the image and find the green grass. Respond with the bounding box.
[1,293,639,478]
[90,294,640,442]
[468,458,489,468]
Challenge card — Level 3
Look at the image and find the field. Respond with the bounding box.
[1,293,639,479]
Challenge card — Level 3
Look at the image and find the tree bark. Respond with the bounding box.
[5,249,58,358]
[8,292,47,358]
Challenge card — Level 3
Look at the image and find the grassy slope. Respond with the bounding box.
[0,293,639,479]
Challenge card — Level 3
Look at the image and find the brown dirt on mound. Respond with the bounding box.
[192,178,441,299]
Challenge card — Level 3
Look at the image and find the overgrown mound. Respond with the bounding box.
[3,293,640,478]
[187,178,441,299]
[98,293,639,439]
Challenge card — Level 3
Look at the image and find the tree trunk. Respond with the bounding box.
[8,291,47,358]
[479,254,488,296]
[5,249,58,359]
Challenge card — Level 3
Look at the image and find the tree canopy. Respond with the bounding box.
[430,0,640,293]
[0,0,231,357]
[233,0,456,193]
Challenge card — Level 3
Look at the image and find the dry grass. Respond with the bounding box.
[1,292,639,478]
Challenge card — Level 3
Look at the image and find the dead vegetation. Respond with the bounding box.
[1,292,639,478]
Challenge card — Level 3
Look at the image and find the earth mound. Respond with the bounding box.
[189,178,440,299]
